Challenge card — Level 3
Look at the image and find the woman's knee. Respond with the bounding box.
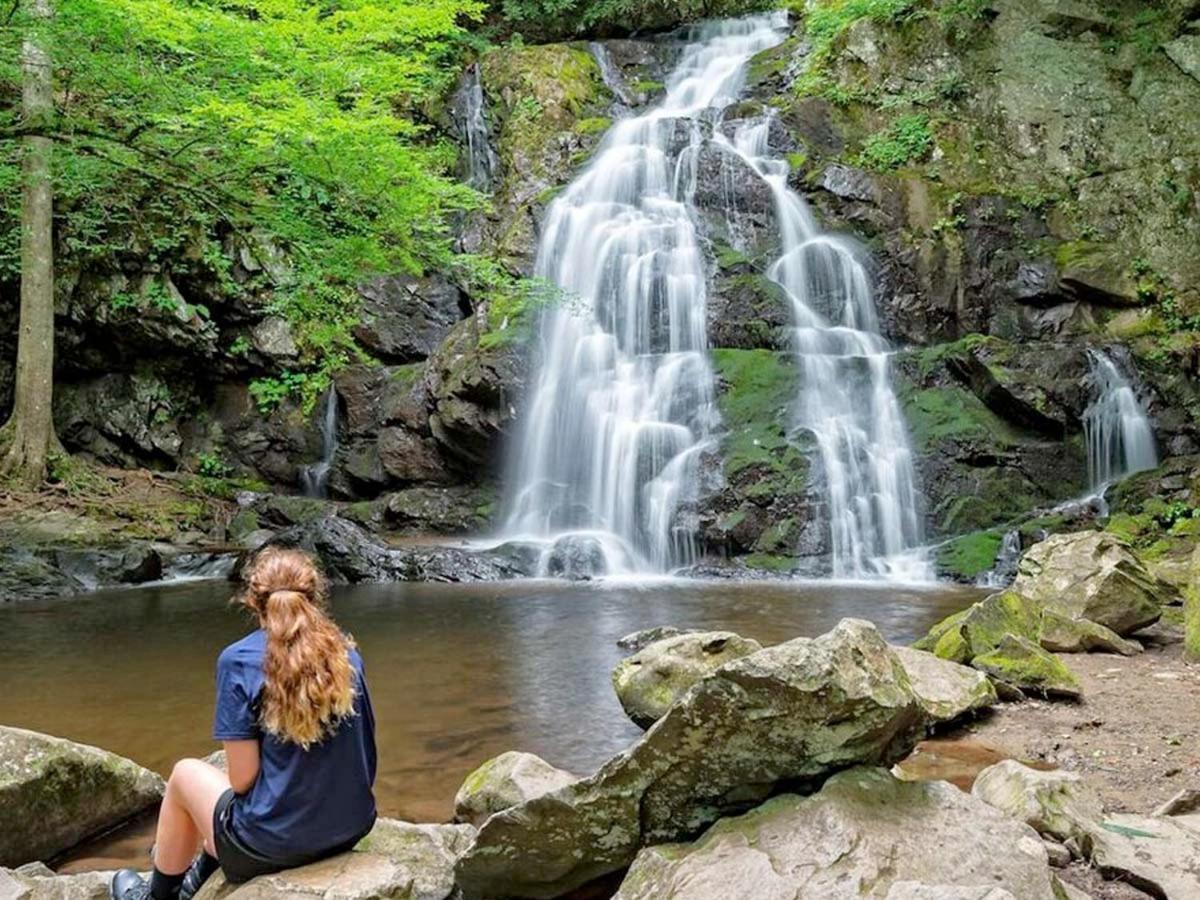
[167,758,206,791]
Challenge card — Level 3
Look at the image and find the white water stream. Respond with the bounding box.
[718,117,928,579]
[300,388,339,498]
[503,13,928,579]
[1083,349,1158,490]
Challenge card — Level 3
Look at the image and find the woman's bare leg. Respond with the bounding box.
[152,759,231,874]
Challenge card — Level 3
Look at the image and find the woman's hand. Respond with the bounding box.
[224,739,261,794]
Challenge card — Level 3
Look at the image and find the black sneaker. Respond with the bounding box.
[110,870,152,900]
[179,853,220,900]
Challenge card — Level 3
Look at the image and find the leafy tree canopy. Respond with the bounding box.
[1,0,486,377]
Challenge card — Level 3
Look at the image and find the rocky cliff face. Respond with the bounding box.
[3,1,1197,571]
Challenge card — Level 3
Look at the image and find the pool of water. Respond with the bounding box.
[0,576,983,869]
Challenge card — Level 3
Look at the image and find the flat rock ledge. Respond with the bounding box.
[0,726,164,868]
[194,820,475,900]
[612,767,1068,900]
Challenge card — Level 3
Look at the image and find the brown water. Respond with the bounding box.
[0,576,983,870]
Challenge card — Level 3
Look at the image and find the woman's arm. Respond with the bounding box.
[223,739,261,794]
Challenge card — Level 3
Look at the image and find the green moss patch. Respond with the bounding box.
[936,529,1003,580]
[711,349,809,498]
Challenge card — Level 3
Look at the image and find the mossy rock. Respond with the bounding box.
[0,726,165,867]
[971,635,1082,699]
[1186,545,1200,661]
[918,589,1042,664]
[935,529,1004,581]
[710,348,809,499]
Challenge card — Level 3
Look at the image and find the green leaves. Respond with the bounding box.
[1,0,486,372]
[858,114,934,170]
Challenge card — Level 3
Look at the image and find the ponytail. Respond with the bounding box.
[239,549,356,748]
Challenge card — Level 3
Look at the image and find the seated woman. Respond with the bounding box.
[111,548,377,900]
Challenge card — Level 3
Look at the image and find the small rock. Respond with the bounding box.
[1042,838,1071,868]
[1152,787,1200,817]
[611,631,763,728]
[454,752,578,827]
[616,626,699,652]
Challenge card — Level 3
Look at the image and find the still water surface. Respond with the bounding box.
[0,577,982,867]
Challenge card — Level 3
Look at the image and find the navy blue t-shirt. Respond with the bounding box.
[212,629,377,860]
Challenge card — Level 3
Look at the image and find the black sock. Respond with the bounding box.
[149,868,186,900]
[194,852,220,881]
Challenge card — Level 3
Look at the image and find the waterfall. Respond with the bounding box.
[588,41,636,109]
[717,117,929,580]
[1083,349,1158,489]
[979,528,1021,587]
[300,388,339,498]
[503,14,790,575]
[453,63,498,191]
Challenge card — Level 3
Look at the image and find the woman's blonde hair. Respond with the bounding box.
[238,548,356,748]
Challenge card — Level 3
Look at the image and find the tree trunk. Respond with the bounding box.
[1,0,61,487]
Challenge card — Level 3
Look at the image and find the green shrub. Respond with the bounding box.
[859,115,934,170]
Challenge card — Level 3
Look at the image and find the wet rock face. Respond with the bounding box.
[424,310,528,469]
[0,726,165,867]
[353,274,469,364]
[613,768,1064,900]
[542,534,609,580]
[455,619,925,899]
[262,515,534,583]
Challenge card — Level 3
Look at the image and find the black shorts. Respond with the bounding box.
[212,789,367,884]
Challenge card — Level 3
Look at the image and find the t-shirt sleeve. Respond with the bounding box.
[213,651,259,741]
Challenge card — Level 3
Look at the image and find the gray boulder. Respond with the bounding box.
[194,819,474,900]
[613,767,1064,900]
[892,646,997,725]
[611,631,763,728]
[455,619,925,899]
[0,727,164,867]
[1013,532,1171,635]
[454,752,578,828]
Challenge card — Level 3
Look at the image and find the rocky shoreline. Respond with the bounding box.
[3,526,1197,899]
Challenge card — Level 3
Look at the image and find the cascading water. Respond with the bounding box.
[503,14,790,574]
[1083,349,1158,489]
[453,63,499,191]
[300,388,339,498]
[717,117,929,579]
[588,42,636,109]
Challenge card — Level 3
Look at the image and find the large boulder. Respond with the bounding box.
[611,631,763,728]
[454,752,579,828]
[0,727,164,867]
[194,819,474,900]
[613,767,1065,900]
[891,646,997,725]
[455,619,926,899]
[1013,531,1171,635]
